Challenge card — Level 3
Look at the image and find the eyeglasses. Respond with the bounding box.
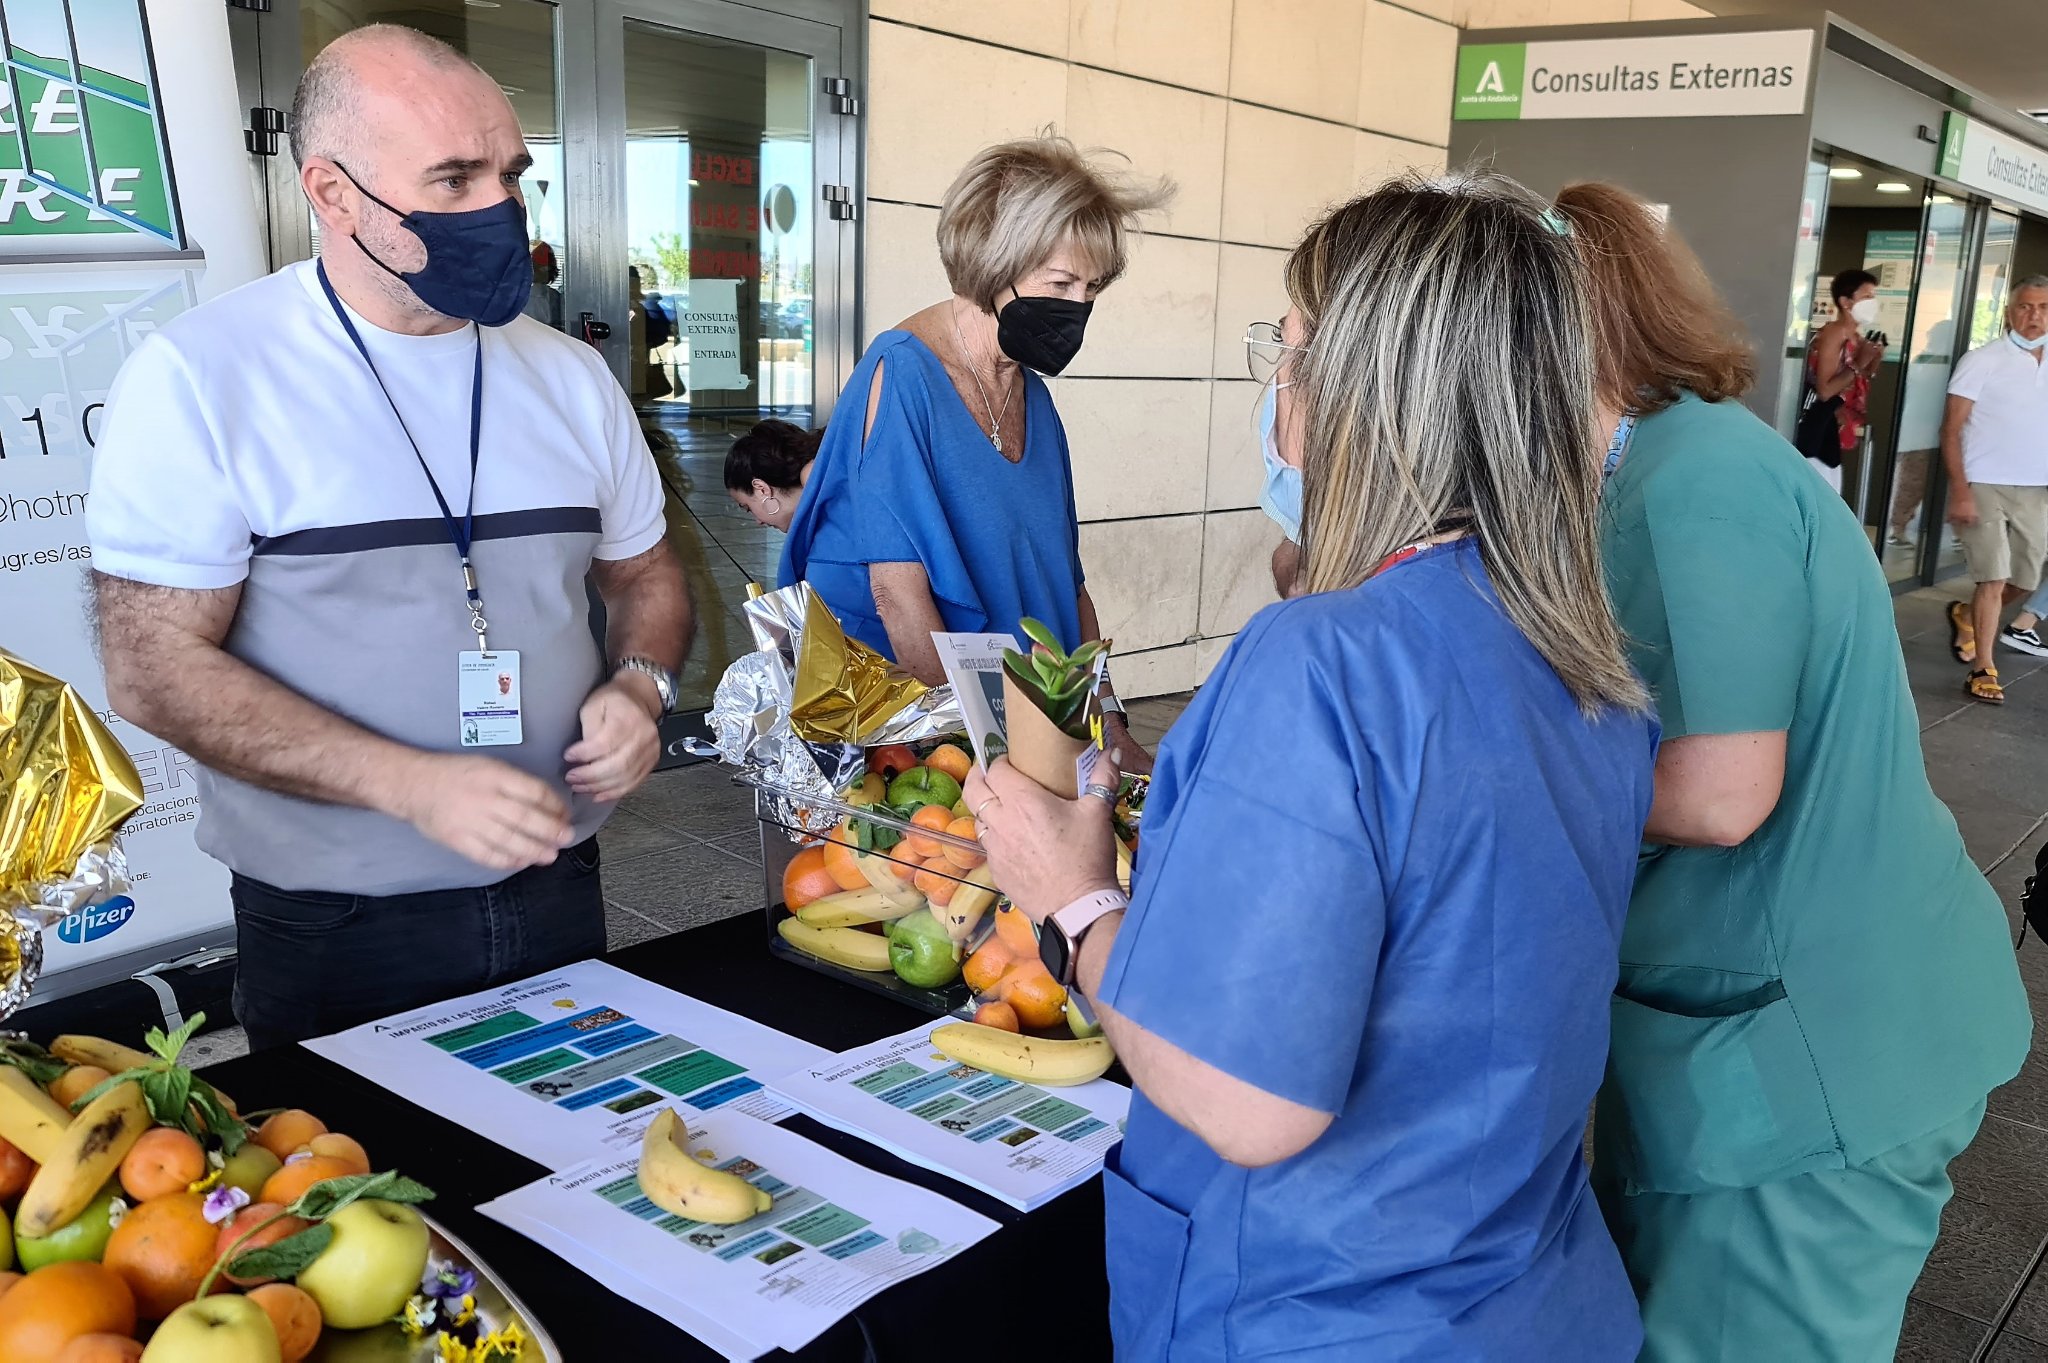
[1245,321,1305,384]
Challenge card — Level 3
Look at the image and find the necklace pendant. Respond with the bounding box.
[989,427,1002,449]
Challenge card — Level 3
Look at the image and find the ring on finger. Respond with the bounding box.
[975,797,1001,821]
[1082,783,1117,806]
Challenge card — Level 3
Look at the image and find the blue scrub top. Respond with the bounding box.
[1094,539,1656,1361]
[779,330,1085,656]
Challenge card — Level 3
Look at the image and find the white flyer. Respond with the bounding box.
[479,1109,999,1357]
[931,631,1019,770]
[769,1023,1129,1212]
[304,961,832,1167]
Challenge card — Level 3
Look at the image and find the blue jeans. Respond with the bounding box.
[2024,580,2048,619]
[230,837,607,1051]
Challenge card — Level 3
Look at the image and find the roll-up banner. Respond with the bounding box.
[2,0,264,990]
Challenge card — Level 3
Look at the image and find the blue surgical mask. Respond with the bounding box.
[335,162,534,327]
[2011,330,2048,352]
[1257,382,1302,544]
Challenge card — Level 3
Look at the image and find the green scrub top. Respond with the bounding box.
[1597,392,2030,1194]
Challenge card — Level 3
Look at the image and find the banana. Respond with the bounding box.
[853,849,927,909]
[777,916,893,972]
[941,864,1001,944]
[17,1079,150,1238]
[930,1022,1115,1087]
[52,1033,237,1112]
[0,1066,71,1164]
[796,887,918,929]
[637,1108,773,1225]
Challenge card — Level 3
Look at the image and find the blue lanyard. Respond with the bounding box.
[317,261,490,648]
[1602,412,1637,480]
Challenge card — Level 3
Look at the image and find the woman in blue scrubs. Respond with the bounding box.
[782,136,1166,765]
[963,175,1658,1361]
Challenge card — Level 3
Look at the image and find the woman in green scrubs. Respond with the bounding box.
[1555,181,2032,1361]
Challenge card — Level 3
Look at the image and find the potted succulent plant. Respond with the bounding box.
[1000,620,1108,798]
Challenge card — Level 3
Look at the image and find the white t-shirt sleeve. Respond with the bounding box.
[1948,345,1991,401]
[589,352,667,562]
[86,336,253,590]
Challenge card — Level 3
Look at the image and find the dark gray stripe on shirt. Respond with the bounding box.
[251,506,602,557]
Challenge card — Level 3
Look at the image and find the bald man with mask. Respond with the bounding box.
[87,26,691,1049]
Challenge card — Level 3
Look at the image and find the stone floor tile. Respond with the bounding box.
[621,764,759,842]
[596,807,691,865]
[1912,1195,2044,1326]
[599,843,763,933]
[1897,1296,1993,1361]
[604,901,674,951]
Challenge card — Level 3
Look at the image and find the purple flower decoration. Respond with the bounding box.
[422,1260,476,1301]
[203,1185,251,1226]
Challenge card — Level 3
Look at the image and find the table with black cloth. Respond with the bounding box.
[196,911,1115,1362]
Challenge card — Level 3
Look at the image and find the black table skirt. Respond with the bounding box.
[200,911,1115,1362]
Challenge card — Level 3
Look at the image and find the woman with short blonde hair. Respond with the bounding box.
[781,135,1168,762]
[1557,179,2028,1363]
[957,172,1656,1359]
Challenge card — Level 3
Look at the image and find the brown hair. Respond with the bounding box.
[1552,181,1756,413]
[724,419,822,493]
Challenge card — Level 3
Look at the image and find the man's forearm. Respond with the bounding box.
[109,629,420,815]
[595,544,691,674]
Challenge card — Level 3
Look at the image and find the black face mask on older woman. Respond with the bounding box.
[997,293,1093,375]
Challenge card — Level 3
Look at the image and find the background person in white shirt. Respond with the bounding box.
[87,25,690,1048]
[1942,279,2048,704]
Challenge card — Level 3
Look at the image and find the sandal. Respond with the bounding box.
[1966,668,2005,704]
[1950,600,1977,664]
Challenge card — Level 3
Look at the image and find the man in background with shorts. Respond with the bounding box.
[1943,277,2048,704]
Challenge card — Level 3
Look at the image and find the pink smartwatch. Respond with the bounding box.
[1037,889,1129,987]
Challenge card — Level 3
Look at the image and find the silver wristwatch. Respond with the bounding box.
[613,656,679,713]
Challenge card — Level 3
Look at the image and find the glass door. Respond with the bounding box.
[1875,193,1971,583]
[1926,207,2021,581]
[583,0,853,715]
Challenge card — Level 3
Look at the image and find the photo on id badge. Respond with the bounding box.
[459,650,524,747]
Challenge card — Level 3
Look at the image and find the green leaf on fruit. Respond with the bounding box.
[71,1068,150,1113]
[190,1084,248,1156]
[288,1170,437,1221]
[0,1038,68,1088]
[226,1222,333,1281]
[141,1067,193,1129]
[147,1013,205,1066]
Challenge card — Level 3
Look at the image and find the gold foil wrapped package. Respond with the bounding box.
[789,589,929,745]
[0,650,144,1017]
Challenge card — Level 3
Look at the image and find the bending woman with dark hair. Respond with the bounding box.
[1556,179,2028,1362]
[724,419,821,532]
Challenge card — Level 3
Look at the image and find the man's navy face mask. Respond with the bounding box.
[334,161,533,327]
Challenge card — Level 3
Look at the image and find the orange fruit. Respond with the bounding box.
[259,1154,357,1209]
[118,1129,206,1203]
[993,905,1039,957]
[942,818,986,870]
[820,839,869,894]
[904,806,952,860]
[302,1133,371,1177]
[212,1202,313,1287]
[247,1283,323,1363]
[781,847,839,910]
[47,1069,108,1111]
[252,1110,327,1162]
[963,941,1013,996]
[914,863,960,907]
[54,1336,142,1363]
[0,1261,138,1363]
[0,1135,36,1201]
[101,1193,215,1321]
[0,1271,20,1301]
[923,744,973,783]
[973,1001,1021,1032]
[998,963,1069,1031]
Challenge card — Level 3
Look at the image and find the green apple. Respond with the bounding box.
[16,1183,119,1269]
[142,1294,283,1363]
[887,767,962,812]
[888,908,963,989]
[295,1199,431,1330]
[219,1144,284,1199]
[307,1324,417,1362]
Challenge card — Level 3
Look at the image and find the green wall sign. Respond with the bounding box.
[0,0,182,247]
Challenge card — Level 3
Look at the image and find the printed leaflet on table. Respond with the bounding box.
[769,1022,1129,1212]
[303,960,831,1167]
[479,1108,999,1358]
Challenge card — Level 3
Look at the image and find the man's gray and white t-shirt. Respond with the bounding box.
[88,260,666,896]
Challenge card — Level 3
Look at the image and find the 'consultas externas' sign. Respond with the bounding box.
[1456,30,1814,122]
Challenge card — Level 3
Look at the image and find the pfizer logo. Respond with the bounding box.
[57,896,135,946]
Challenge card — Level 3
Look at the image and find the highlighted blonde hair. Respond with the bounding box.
[1286,171,1646,716]
[936,133,1173,310]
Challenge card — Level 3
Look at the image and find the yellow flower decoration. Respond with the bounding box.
[476,1324,528,1361]
[187,1169,223,1195]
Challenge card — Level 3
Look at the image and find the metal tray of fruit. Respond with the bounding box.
[305,1213,559,1362]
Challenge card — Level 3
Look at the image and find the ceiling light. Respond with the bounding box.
[1829,167,1862,179]
[465,1,502,7]
[1876,182,1912,193]
[1932,194,1955,204]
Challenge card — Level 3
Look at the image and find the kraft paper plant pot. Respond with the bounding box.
[1002,669,1088,799]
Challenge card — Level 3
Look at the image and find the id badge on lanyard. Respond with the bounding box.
[317,263,520,745]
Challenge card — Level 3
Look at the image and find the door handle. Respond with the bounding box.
[580,312,612,344]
